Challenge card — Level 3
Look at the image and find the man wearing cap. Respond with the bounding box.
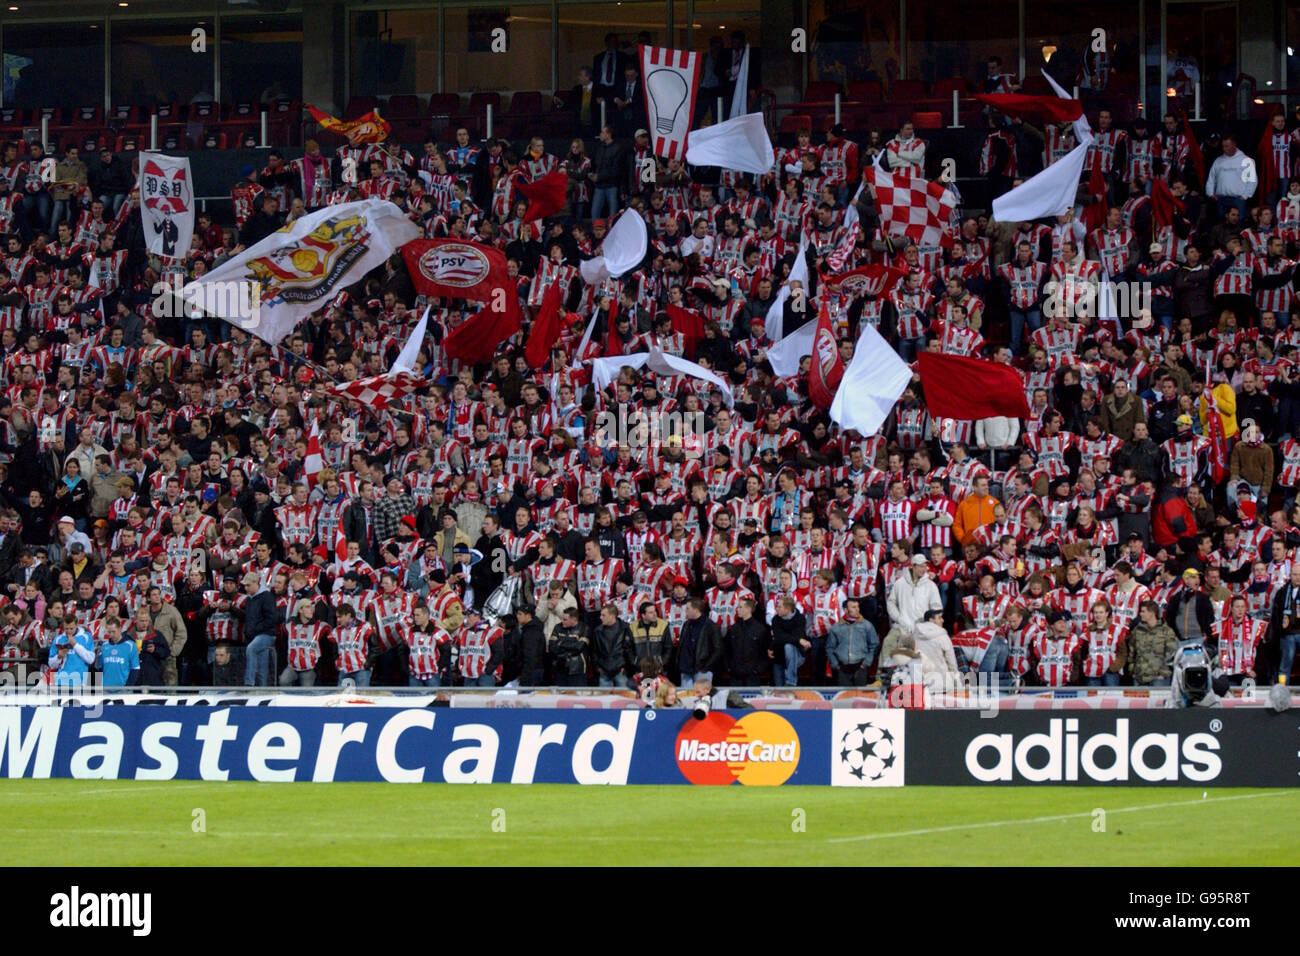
[1166,565,1216,651]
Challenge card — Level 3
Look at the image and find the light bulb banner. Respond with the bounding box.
[639,44,701,161]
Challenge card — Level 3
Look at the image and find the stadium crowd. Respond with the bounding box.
[2,41,1300,697]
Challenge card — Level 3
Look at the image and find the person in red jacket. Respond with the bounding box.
[1152,473,1197,551]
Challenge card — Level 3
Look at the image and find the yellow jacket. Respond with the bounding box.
[1198,383,1237,439]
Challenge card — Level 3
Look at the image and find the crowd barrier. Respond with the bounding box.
[0,703,1294,787]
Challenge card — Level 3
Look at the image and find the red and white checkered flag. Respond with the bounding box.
[303,421,324,489]
[867,167,956,249]
[328,370,422,412]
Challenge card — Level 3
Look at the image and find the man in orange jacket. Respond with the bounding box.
[952,474,999,546]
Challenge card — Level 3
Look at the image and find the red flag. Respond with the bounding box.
[1150,177,1186,230]
[334,524,348,575]
[306,104,390,144]
[402,239,512,302]
[525,281,564,369]
[443,301,522,365]
[603,295,623,357]
[667,302,705,359]
[1081,157,1108,234]
[1257,110,1286,203]
[1177,109,1206,188]
[517,170,569,223]
[1205,388,1229,484]
[916,351,1031,420]
[832,263,908,298]
[808,299,843,410]
[973,93,1083,125]
[303,421,323,489]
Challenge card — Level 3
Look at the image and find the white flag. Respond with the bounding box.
[765,318,817,377]
[180,199,420,346]
[640,45,701,161]
[1041,69,1092,142]
[765,237,809,342]
[579,207,648,285]
[392,306,429,374]
[686,111,775,175]
[139,153,194,260]
[829,324,912,437]
[590,346,734,406]
[991,138,1090,222]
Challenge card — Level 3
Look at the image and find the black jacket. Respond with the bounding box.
[726,615,770,683]
[1165,589,1216,650]
[548,621,589,677]
[771,611,808,654]
[677,615,723,677]
[590,619,635,678]
[591,139,626,187]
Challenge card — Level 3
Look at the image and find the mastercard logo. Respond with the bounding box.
[674,712,801,785]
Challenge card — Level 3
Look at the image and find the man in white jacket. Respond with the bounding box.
[913,607,960,680]
[884,554,942,653]
[1206,135,1257,222]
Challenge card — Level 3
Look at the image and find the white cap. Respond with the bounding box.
[57,515,75,525]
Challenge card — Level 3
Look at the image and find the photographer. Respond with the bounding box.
[47,616,95,688]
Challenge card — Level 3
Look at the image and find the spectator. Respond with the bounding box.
[825,597,879,686]
[1127,600,1178,686]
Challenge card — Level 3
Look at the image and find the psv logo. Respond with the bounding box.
[418,242,491,288]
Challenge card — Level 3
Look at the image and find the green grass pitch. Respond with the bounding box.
[3,781,1296,865]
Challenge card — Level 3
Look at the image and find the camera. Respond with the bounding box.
[692,693,711,721]
[1169,641,1220,708]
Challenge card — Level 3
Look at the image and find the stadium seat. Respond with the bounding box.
[890,80,927,103]
[344,96,378,119]
[70,105,102,127]
[1020,75,1050,95]
[932,77,969,100]
[848,80,884,103]
[197,128,227,149]
[428,93,461,122]
[114,133,141,152]
[386,94,422,119]
[189,101,221,124]
[108,104,140,125]
[778,114,812,135]
[805,81,840,102]
[913,111,944,130]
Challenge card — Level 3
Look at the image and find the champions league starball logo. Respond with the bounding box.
[836,720,897,782]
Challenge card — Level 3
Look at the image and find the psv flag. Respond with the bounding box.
[443,302,522,366]
[639,45,701,160]
[808,299,843,410]
[832,263,907,298]
[518,170,569,222]
[403,238,513,302]
[868,167,956,249]
[139,154,194,259]
[307,104,390,143]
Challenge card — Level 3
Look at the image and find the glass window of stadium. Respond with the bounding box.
[556,2,678,91]
[3,22,105,111]
[443,5,552,95]
[903,0,1016,85]
[349,9,438,99]
[807,0,900,90]
[221,14,304,105]
[111,20,214,109]
[1164,1,1238,123]
[1027,1,1138,120]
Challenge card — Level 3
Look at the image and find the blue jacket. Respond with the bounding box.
[243,588,280,639]
[48,630,95,686]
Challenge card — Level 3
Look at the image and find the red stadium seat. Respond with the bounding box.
[779,114,813,135]
[890,80,927,103]
[70,106,103,127]
[386,94,422,119]
[932,77,969,99]
[805,81,840,103]
[848,81,883,103]
[1020,75,1050,95]
[913,111,944,130]
[343,96,378,119]
[428,93,461,121]
[189,101,221,123]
